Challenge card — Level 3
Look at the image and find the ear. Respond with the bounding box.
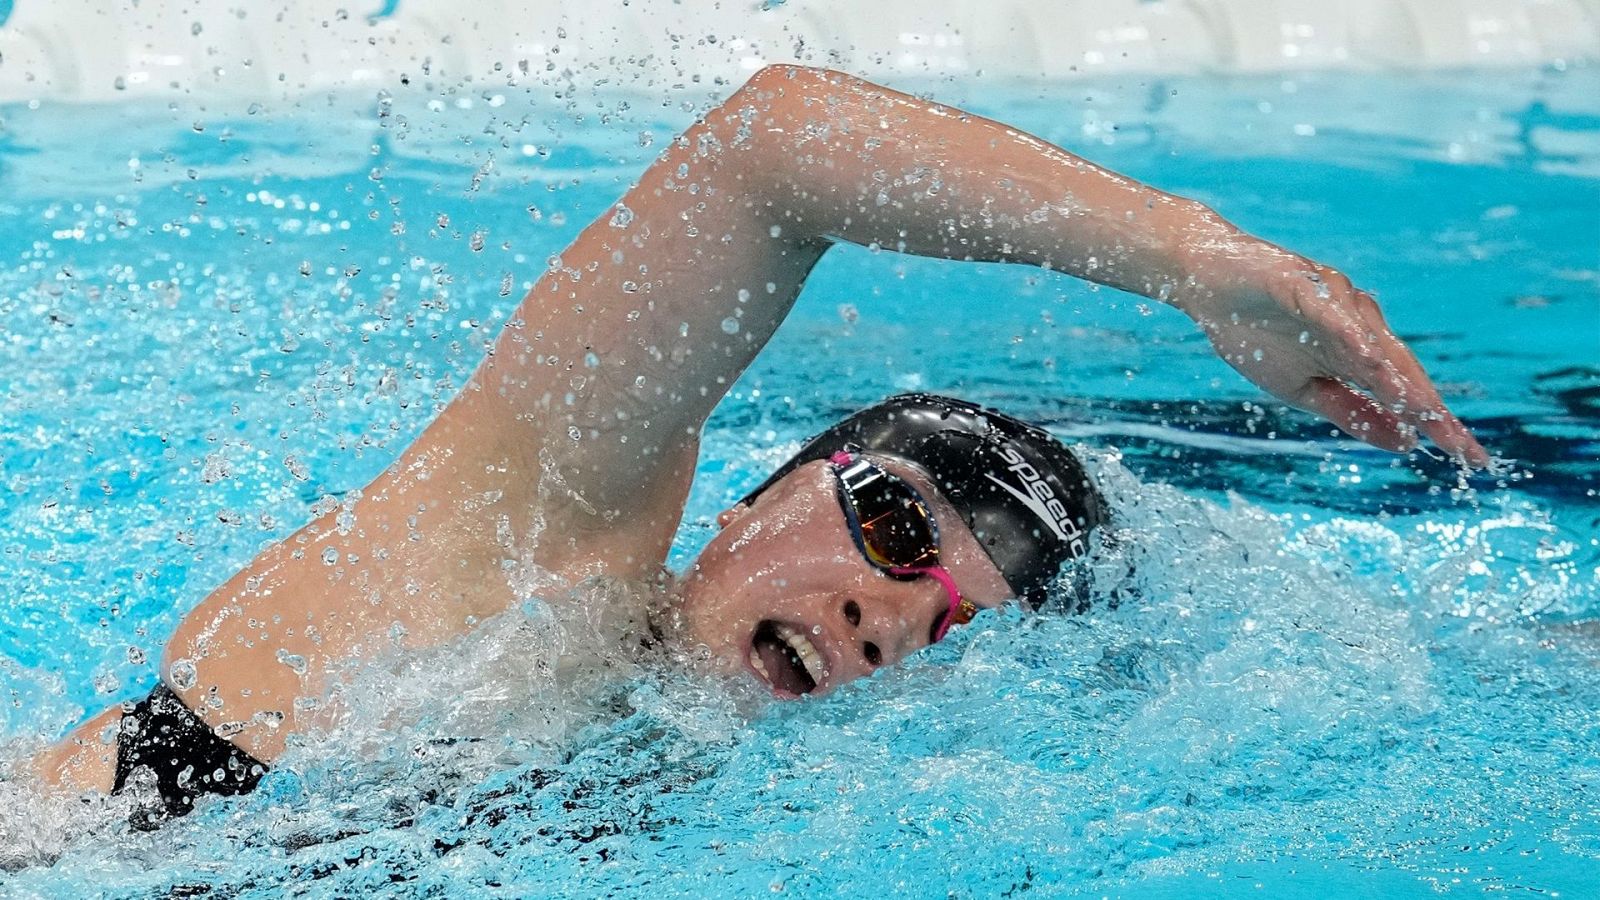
[716,502,751,528]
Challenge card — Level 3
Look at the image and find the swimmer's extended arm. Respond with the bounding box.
[478,64,1485,531]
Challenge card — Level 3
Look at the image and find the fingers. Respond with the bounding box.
[1320,297,1490,466]
[1367,336,1490,466]
[1291,376,1417,453]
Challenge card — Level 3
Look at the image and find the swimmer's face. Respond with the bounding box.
[674,457,1013,698]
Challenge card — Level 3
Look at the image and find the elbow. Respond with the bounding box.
[737,63,839,95]
[731,63,860,118]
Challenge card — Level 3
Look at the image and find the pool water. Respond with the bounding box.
[0,67,1597,896]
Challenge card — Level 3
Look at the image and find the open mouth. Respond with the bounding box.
[748,619,826,696]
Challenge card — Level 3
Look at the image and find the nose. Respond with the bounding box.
[841,599,882,666]
[842,597,917,669]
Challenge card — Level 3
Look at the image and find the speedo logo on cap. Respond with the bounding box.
[985,446,1088,557]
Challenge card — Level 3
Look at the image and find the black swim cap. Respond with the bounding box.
[740,393,1107,609]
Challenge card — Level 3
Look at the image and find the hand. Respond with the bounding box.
[1172,237,1489,466]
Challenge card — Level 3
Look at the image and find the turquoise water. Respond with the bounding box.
[0,68,1597,896]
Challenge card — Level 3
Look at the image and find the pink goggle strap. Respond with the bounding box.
[890,564,965,643]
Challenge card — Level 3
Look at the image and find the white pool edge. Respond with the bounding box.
[0,0,1596,104]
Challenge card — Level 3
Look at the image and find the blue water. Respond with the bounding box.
[0,68,1597,896]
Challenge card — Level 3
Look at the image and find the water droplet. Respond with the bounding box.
[768,224,782,238]
[321,546,339,565]
[127,646,147,665]
[343,265,361,277]
[275,649,309,675]
[200,453,232,484]
[1252,348,1265,362]
[168,658,197,690]
[113,76,127,91]
[567,425,582,441]
[721,317,740,334]
[500,273,514,296]
[621,280,639,293]
[298,260,312,277]
[191,21,203,35]
[609,204,635,228]
[584,351,601,368]
[470,230,485,252]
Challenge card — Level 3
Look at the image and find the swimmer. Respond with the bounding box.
[30,65,1487,822]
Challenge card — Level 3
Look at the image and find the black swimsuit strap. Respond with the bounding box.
[113,683,268,827]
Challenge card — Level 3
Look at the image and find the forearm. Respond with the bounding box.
[743,66,1242,304]
[485,67,1235,460]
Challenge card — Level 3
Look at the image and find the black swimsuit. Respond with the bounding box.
[113,684,268,827]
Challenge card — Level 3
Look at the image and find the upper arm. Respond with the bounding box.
[438,66,834,528]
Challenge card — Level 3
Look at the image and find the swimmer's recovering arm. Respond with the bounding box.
[480,63,1486,533]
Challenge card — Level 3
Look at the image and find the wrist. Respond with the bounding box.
[1165,210,1286,318]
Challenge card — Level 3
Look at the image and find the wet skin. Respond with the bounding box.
[674,457,1013,697]
[37,64,1485,796]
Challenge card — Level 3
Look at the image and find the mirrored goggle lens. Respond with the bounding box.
[835,458,939,570]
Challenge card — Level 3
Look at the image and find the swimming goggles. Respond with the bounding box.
[829,450,978,643]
